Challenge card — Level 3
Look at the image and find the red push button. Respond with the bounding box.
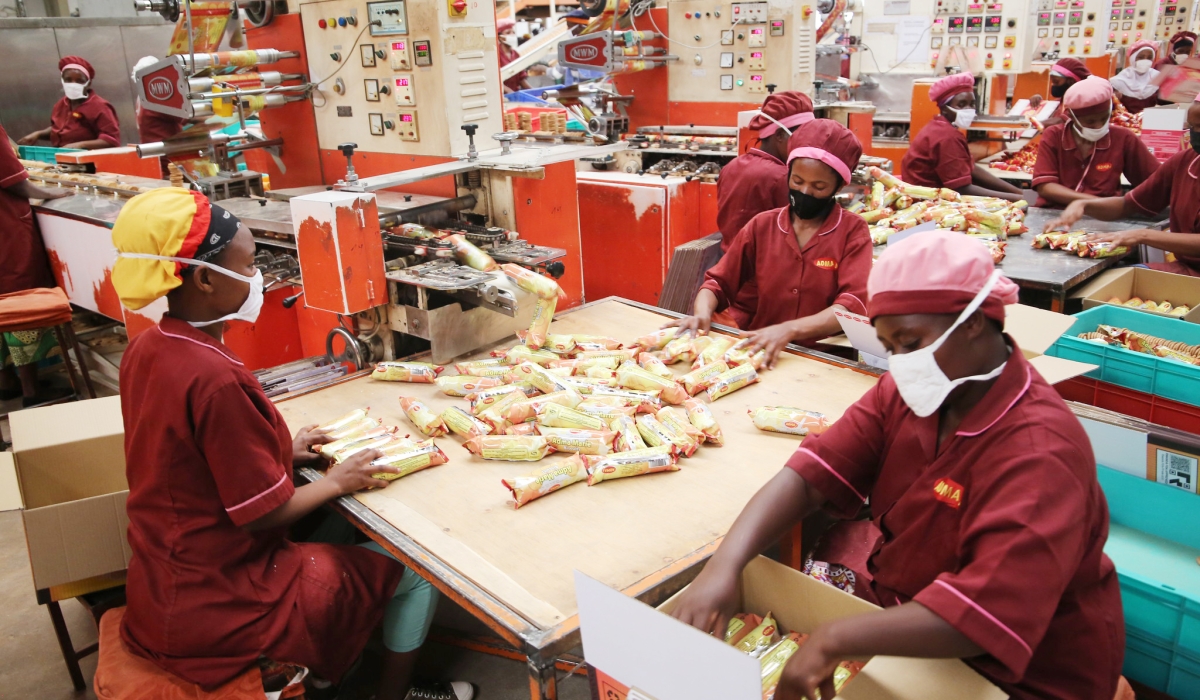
[452,0,467,11]
[318,18,327,28]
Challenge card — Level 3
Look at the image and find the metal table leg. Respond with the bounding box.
[529,657,559,700]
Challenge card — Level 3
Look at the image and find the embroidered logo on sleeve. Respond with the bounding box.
[1095,162,1113,172]
[933,477,964,508]
[813,258,838,270]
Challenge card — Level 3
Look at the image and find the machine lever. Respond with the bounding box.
[338,142,359,183]
[461,124,479,161]
[545,261,566,279]
[282,290,304,309]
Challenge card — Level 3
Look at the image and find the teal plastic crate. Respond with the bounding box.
[17,144,82,164]
[1123,631,1200,699]
[1048,305,1200,409]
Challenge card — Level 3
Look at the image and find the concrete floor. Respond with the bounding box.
[0,509,591,700]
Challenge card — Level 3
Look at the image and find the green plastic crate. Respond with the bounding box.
[17,145,83,164]
[1048,305,1200,409]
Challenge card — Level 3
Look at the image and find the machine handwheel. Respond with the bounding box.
[326,327,367,371]
[242,0,276,27]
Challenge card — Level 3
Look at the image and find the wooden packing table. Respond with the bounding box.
[274,298,881,700]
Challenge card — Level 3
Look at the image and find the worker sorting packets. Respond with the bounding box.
[18,56,120,151]
[672,230,1124,700]
[109,189,471,700]
[1042,57,1092,127]
[1043,94,1200,277]
[1109,40,1161,114]
[664,119,872,367]
[900,72,1026,203]
[1031,76,1158,208]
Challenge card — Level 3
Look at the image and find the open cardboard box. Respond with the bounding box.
[577,557,1006,700]
[8,396,131,592]
[1072,268,1200,324]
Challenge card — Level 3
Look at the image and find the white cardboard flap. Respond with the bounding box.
[1026,354,1096,385]
[834,310,889,359]
[1003,304,1076,355]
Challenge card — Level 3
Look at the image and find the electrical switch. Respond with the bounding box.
[449,0,467,17]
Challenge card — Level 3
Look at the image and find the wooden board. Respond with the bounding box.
[275,299,880,630]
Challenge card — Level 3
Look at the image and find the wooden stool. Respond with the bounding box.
[0,287,97,411]
[39,572,127,690]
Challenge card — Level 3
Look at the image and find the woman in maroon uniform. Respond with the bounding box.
[19,56,120,150]
[1110,41,1161,113]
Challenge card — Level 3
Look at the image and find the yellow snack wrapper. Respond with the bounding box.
[636,413,698,457]
[575,348,636,362]
[585,365,618,380]
[468,385,528,414]
[376,436,420,455]
[548,356,621,372]
[724,339,767,370]
[610,414,648,452]
[637,352,674,379]
[680,361,729,396]
[693,335,736,369]
[575,401,638,425]
[684,398,725,446]
[616,363,689,405]
[561,376,619,394]
[736,613,780,657]
[525,296,557,350]
[464,435,555,461]
[435,375,503,397]
[590,386,663,412]
[536,402,608,431]
[317,408,369,433]
[370,439,448,481]
[326,416,383,441]
[511,361,574,394]
[332,432,402,463]
[462,364,515,378]
[371,361,443,383]
[446,233,499,271]
[661,336,698,364]
[657,406,705,444]
[320,425,392,459]
[573,335,624,352]
[441,406,494,438]
[477,389,527,432]
[502,455,587,508]
[707,364,760,402]
[505,389,585,424]
[506,422,540,436]
[545,334,576,354]
[502,344,560,366]
[536,426,617,455]
[761,633,807,698]
[399,397,448,437]
[501,262,564,300]
[629,327,677,351]
[454,357,506,374]
[1153,345,1200,365]
[748,406,830,436]
[583,445,679,485]
[725,613,761,646]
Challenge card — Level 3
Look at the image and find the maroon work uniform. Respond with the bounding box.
[1116,93,1158,114]
[136,103,185,143]
[498,43,526,92]
[49,92,120,147]
[787,346,1123,700]
[120,318,403,689]
[700,205,871,338]
[0,127,54,296]
[717,148,789,250]
[1125,147,1200,276]
[900,115,973,189]
[1031,124,1158,207]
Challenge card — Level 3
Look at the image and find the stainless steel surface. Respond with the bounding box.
[389,298,537,364]
[388,261,497,291]
[32,192,127,227]
[853,72,927,115]
[0,17,168,27]
[267,187,451,214]
[0,28,65,142]
[488,242,567,266]
[26,170,168,197]
[634,125,739,136]
[377,194,478,227]
[217,197,296,234]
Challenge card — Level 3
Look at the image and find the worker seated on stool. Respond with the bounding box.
[0,127,74,407]
[1032,77,1158,208]
[663,119,872,369]
[19,56,121,151]
[110,189,473,700]
[901,73,1025,203]
[1043,96,1200,277]
[670,230,1125,700]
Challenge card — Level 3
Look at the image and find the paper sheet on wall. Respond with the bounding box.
[895,16,931,65]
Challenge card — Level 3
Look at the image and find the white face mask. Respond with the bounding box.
[950,107,976,129]
[754,110,794,138]
[1134,59,1153,73]
[1175,52,1189,64]
[1071,109,1111,142]
[62,80,88,100]
[502,33,518,48]
[118,253,264,327]
[886,270,1008,417]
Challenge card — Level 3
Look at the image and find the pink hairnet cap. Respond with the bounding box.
[868,230,1020,323]
[785,119,862,184]
[1063,76,1113,112]
[929,72,975,105]
[1051,57,1091,81]
[749,91,815,138]
[1127,40,1157,60]
[497,18,516,33]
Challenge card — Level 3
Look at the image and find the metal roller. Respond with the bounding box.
[377,194,479,228]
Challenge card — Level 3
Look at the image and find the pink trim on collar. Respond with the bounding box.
[787,146,853,184]
[1051,64,1083,81]
[157,326,244,366]
[1188,152,1200,180]
[956,362,1031,437]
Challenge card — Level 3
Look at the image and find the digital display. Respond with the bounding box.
[985,15,1003,30]
[396,77,410,86]
[1124,7,1135,16]
[986,2,1002,9]
[967,3,984,11]
[1053,11,1067,23]
[1166,4,1178,12]
[392,40,406,50]
[1110,9,1120,18]
[1069,10,1083,23]
[750,74,764,81]
[933,17,946,30]
[750,51,763,58]
[966,15,984,31]
[1039,11,1053,25]
[948,15,965,31]
[401,114,413,122]
[750,27,764,36]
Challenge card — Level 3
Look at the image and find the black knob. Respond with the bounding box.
[338,142,358,157]
[766,83,778,94]
[545,261,565,279]
[282,290,304,308]
[258,199,267,206]
[461,124,478,137]
[404,195,413,202]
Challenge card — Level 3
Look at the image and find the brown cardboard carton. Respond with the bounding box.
[1075,268,1200,323]
[8,397,131,591]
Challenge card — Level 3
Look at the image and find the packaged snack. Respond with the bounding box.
[435,375,502,397]
[376,436,420,456]
[525,296,557,350]
[657,406,705,444]
[399,397,448,437]
[1122,297,1144,308]
[680,361,729,396]
[548,356,622,372]
[545,334,576,354]
[629,327,677,351]
[319,424,392,459]
[693,335,736,369]
[317,408,369,433]
[637,352,674,379]
[661,336,699,364]
[591,386,663,412]
[834,661,865,693]
[536,426,617,455]
[724,339,767,370]
[332,433,403,463]
[616,363,689,405]
[725,613,762,647]
[760,633,808,698]
[464,435,555,461]
[536,402,608,431]
[462,364,515,378]
[441,406,494,438]
[445,233,499,271]
[506,422,540,436]
[502,344,560,366]
[1172,305,1191,317]
[370,439,448,481]
[468,385,527,414]
[511,361,574,395]
[1153,345,1200,365]
[748,407,830,436]
[326,416,383,441]
[735,613,780,657]
[610,414,648,451]
[636,414,698,457]
[501,262,564,300]
[575,349,637,363]
[1158,301,1174,314]
[575,400,638,425]
[502,454,588,508]
[505,389,585,424]
[684,398,725,446]
[454,357,506,374]
[585,366,617,380]
[707,364,760,401]
[1082,241,1128,259]
[572,334,623,351]
[371,361,443,383]
[583,446,679,485]
[477,389,527,432]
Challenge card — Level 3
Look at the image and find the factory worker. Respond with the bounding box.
[672,230,1124,700]
[665,119,871,367]
[132,56,185,144]
[1155,31,1195,70]
[900,73,1025,202]
[1042,95,1200,276]
[1041,57,1093,127]
[0,127,73,408]
[111,189,472,700]
[18,56,120,150]
[1110,41,1161,113]
[497,18,531,93]
[1032,77,1158,207]
[717,90,815,251]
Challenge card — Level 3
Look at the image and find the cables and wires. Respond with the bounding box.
[856,22,932,75]
[629,0,744,51]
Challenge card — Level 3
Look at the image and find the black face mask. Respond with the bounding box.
[789,188,835,220]
[1190,129,1200,154]
[1050,82,1070,98]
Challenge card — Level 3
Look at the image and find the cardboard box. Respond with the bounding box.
[577,558,1005,700]
[1068,401,1200,497]
[8,397,131,591]
[1139,105,1188,163]
[1074,267,1200,323]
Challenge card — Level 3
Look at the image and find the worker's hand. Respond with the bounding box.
[326,449,393,494]
[40,187,73,201]
[292,424,332,465]
[1083,229,1145,248]
[17,132,40,146]
[1042,199,1088,234]
[668,561,741,640]
[740,322,796,370]
[774,627,841,700]
[661,313,711,337]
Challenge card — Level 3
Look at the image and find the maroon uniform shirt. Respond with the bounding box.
[700,205,871,336]
[120,318,403,688]
[717,148,790,250]
[1031,124,1159,207]
[787,346,1124,700]
[0,127,55,296]
[1125,147,1200,276]
[136,103,185,143]
[900,115,973,189]
[49,92,120,147]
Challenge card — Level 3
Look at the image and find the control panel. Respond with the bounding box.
[1153,0,1183,40]
[299,0,502,157]
[665,0,815,103]
[1023,0,1112,62]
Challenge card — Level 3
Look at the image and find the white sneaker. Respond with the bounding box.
[405,681,475,700]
